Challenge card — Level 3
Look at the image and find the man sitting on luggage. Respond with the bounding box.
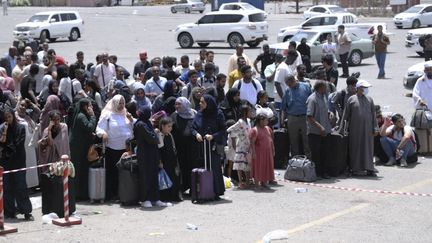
[379,114,416,167]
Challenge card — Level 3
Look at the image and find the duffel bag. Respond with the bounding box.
[410,108,432,129]
[284,155,317,182]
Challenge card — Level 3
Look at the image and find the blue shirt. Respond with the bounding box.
[281,82,312,116]
[144,77,167,96]
[179,70,204,84]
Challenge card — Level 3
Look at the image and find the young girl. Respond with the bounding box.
[224,119,236,180]
[157,117,181,202]
[250,113,275,190]
[227,105,252,189]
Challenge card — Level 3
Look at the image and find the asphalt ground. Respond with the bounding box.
[0,4,431,243]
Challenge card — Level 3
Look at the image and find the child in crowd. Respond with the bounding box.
[157,117,182,202]
[227,105,252,189]
[250,112,275,190]
[224,119,236,180]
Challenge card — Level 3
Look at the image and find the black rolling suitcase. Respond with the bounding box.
[327,133,348,177]
[273,128,290,169]
[116,155,139,205]
[40,173,76,217]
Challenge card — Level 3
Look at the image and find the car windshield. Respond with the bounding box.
[404,6,423,13]
[241,3,256,10]
[328,6,346,12]
[27,15,49,22]
[290,32,317,42]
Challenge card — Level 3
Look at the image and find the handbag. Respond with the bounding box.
[158,169,173,190]
[87,144,100,163]
[410,108,432,129]
[284,155,317,182]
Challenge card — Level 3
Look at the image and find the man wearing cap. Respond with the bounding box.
[232,65,263,106]
[133,51,151,80]
[281,74,312,158]
[342,80,379,177]
[372,25,390,79]
[413,63,432,109]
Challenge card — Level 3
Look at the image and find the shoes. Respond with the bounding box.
[400,158,408,167]
[155,200,172,207]
[340,74,349,78]
[366,170,377,177]
[24,214,34,221]
[5,214,16,219]
[385,157,396,166]
[377,75,386,79]
[141,201,152,208]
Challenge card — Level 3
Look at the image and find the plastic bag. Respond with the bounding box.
[158,169,173,190]
[223,176,233,189]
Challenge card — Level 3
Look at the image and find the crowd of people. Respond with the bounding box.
[0,23,423,220]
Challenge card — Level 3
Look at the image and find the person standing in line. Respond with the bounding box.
[341,80,379,177]
[336,25,351,78]
[253,44,275,89]
[372,25,390,79]
[322,34,338,70]
[2,0,8,16]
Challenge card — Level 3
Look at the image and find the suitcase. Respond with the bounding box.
[88,144,106,203]
[191,140,215,203]
[327,133,348,177]
[273,128,290,169]
[116,155,139,205]
[415,128,432,155]
[40,173,76,217]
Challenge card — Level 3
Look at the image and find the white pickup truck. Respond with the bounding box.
[405,27,432,56]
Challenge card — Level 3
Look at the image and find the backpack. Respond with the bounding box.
[237,79,258,91]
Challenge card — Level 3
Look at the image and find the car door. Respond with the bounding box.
[212,14,243,41]
[59,13,71,37]
[193,14,214,41]
[421,6,432,25]
[48,14,61,37]
[311,31,332,63]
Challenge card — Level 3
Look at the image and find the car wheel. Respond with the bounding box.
[185,7,191,13]
[228,33,244,48]
[40,30,49,43]
[416,51,425,57]
[199,10,204,13]
[396,26,402,29]
[69,28,80,41]
[246,40,260,48]
[49,38,57,42]
[197,42,210,47]
[171,7,177,13]
[178,33,193,48]
[348,50,362,66]
[412,19,421,28]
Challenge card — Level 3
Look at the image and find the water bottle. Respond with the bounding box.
[186,223,198,230]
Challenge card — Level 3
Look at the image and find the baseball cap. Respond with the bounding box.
[355,80,372,88]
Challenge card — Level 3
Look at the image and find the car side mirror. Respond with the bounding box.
[50,19,57,23]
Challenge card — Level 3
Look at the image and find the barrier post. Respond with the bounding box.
[52,162,81,227]
[0,166,17,235]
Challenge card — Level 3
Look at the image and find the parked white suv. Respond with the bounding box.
[393,4,432,29]
[174,10,268,48]
[277,13,357,42]
[13,11,84,43]
[405,27,432,56]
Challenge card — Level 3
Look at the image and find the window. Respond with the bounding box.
[28,15,49,22]
[323,17,337,25]
[303,17,322,27]
[249,13,265,22]
[60,13,69,21]
[318,32,332,43]
[68,13,77,20]
[424,6,432,13]
[50,14,60,22]
[313,7,326,13]
[214,14,242,23]
[198,15,214,24]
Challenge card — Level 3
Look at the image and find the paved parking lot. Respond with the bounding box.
[0,5,431,243]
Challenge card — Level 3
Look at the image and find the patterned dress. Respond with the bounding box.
[227,119,251,171]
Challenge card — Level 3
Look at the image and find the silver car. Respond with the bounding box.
[171,0,205,14]
[270,29,374,66]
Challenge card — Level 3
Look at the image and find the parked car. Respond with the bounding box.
[219,2,267,18]
[174,10,268,48]
[393,4,432,29]
[303,5,350,20]
[13,11,84,43]
[171,0,205,14]
[277,13,358,42]
[405,28,432,56]
[403,60,432,89]
[270,28,374,66]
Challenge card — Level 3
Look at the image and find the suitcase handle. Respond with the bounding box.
[204,139,212,171]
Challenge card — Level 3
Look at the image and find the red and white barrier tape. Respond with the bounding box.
[63,167,69,221]
[282,179,432,197]
[3,162,55,174]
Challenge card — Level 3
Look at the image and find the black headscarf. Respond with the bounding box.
[225,88,240,108]
[163,80,176,100]
[137,105,153,127]
[71,98,91,129]
[202,94,218,118]
[48,79,58,95]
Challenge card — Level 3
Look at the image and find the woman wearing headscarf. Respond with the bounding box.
[171,97,198,193]
[37,110,70,172]
[96,94,134,200]
[134,106,171,208]
[189,86,203,111]
[15,98,41,188]
[0,108,33,220]
[38,79,70,110]
[127,83,151,119]
[84,80,103,111]
[220,88,242,122]
[0,67,15,93]
[69,98,97,200]
[192,94,226,199]
[152,80,178,114]
[39,95,63,134]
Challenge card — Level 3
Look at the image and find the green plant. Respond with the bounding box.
[10,0,32,6]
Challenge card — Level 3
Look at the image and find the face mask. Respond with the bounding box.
[363,87,369,95]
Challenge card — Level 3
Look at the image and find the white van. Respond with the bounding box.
[277,13,357,42]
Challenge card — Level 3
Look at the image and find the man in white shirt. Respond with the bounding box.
[232,65,263,106]
[274,50,299,108]
[93,52,115,88]
[144,66,167,102]
[288,41,303,68]
[413,63,432,109]
[227,44,252,74]
[20,53,47,94]
[173,55,192,75]
[37,42,49,63]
